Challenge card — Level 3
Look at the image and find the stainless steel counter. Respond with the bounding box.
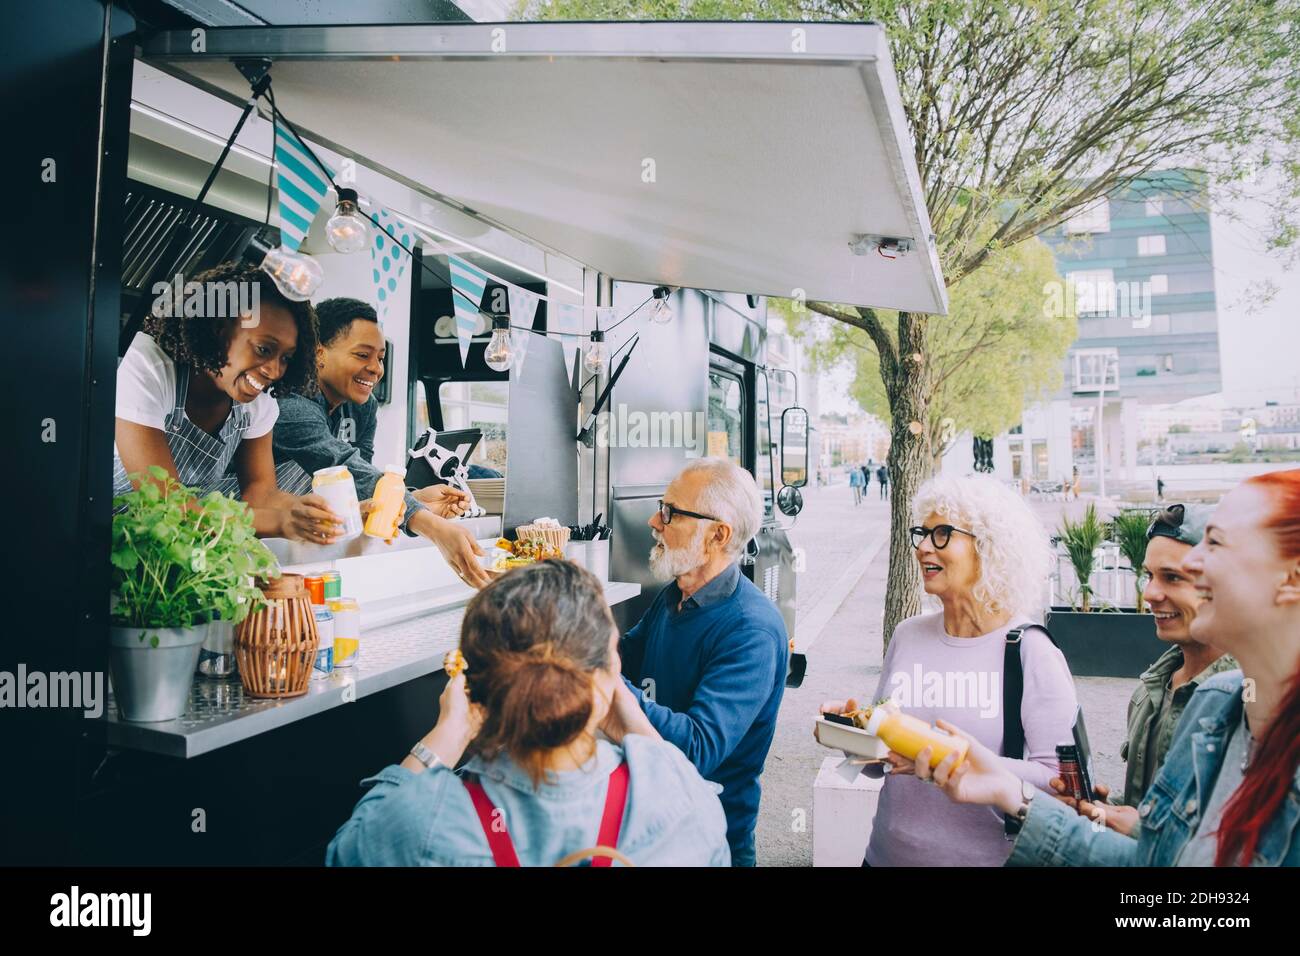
[260,515,503,566]
[105,579,641,759]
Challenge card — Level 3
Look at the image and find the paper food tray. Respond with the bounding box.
[814,717,891,759]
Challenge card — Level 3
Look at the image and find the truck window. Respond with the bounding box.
[436,380,510,475]
[707,369,744,465]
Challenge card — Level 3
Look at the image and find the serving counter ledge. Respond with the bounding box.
[105,578,641,759]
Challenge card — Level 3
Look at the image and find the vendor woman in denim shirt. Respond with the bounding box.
[327,560,731,866]
[918,470,1300,867]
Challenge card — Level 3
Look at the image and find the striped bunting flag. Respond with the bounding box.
[274,116,332,252]
[448,255,489,368]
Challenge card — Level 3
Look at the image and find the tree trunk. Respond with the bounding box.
[882,312,931,651]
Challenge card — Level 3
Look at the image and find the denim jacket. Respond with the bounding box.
[326,734,730,866]
[1008,671,1300,867]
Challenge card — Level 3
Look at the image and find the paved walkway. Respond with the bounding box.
[755,483,1138,866]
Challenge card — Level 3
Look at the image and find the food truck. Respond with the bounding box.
[6,2,945,864]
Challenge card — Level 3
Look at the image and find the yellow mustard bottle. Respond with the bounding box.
[865,704,970,771]
[364,465,407,540]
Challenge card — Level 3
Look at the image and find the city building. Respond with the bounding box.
[944,169,1223,492]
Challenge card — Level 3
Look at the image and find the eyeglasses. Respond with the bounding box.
[657,499,720,525]
[909,524,976,550]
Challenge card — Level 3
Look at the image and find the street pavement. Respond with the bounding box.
[755,480,1139,866]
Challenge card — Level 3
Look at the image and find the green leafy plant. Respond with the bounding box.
[1110,510,1153,613]
[1058,503,1106,612]
[110,466,280,629]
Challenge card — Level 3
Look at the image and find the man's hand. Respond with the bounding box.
[359,497,406,544]
[282,494,344,544]
[1049,780,1139,836]
[413,484,471,519]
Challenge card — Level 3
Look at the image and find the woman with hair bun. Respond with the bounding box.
[327,560,731,866]
[820,474,1079,866]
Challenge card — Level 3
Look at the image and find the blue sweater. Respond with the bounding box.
[621,564,789,850]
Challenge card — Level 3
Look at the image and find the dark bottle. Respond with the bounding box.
[1056,744,1087,802]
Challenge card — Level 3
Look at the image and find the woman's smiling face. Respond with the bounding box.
[915,511,980,600]
[215,303,298,403]
[1183,484,1286,648]
[318,317,385,407]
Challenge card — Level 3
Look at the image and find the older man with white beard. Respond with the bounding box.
[617,458,789,867]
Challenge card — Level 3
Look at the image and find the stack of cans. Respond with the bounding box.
[305,570,342,680]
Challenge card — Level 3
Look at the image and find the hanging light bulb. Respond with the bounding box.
[583,329,608,375]
[250,239,324,301]
[325,187,370,254]
[651,286,673,324]
[484,316,513,372]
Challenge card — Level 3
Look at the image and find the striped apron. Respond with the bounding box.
[112,363,253,499]
[213,457,312,498]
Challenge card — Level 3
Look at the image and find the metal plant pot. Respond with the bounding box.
[108,624,207,722]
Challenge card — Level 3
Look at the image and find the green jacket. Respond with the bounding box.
[1120,645,1237,806]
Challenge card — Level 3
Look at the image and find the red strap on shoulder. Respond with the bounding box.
[462,776,521,867]
[591,762,630,867]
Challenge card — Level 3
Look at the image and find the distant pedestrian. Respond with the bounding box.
[861,464,871,494]
[849,465,862,505]
[1157,476,1165,501]
[877,465,888,499]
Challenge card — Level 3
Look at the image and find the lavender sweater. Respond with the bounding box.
[864,611,1078,867]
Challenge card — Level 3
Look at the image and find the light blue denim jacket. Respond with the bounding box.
[326,734,731,866]
[1008,671,1300,866]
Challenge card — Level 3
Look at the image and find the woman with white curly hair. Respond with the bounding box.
[821,474,1078,866]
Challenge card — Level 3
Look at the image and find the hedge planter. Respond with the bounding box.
[1045,608,1167,679]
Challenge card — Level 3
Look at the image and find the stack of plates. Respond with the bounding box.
[467,478,505,515]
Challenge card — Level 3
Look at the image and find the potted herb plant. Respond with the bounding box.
[1046,503,1165,678]
[109,467,280,721]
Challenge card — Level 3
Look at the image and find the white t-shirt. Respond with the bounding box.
[115,332,278,438]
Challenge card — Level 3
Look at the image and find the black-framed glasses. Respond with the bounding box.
[909,524,975,550]
[658,499,720,525]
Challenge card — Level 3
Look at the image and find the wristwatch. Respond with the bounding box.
[409,741,446,770]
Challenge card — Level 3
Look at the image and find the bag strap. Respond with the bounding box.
[461,761,630,867]
[590,762,630,868]
[462,775,522,867]
[1001,623,1059,836]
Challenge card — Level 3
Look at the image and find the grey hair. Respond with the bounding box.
[678,458,764,559]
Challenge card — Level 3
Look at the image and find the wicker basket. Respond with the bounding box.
[235,574,318,699]
[515,523,570,553]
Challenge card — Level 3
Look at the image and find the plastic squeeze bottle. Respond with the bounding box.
[364,465,407,540]
[865,704,970,771]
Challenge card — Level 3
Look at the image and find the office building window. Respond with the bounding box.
[1148,273,1168,295]
[1138,234,1167,256]
[1069,269,1116,316]
[1145,198,1164,217]
[1064,199,1110,234]
[1033,441,1049,480]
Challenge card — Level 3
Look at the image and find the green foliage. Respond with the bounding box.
[110,468,280,629]
[1110,510,1152,612]
[779,239,1076,460]
[1058,503,1105,612]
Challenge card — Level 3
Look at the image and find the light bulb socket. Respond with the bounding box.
[652,286,671,301]
[243,235,273,268]
[335,187,359,205]
[590,329,605,343]
[491,315,510,331]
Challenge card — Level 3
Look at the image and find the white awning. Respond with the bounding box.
[143,21,947,314]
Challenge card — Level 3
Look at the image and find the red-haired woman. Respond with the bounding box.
[916,469,1300,866]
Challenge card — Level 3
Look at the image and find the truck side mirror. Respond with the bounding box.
[780,406,809,488]
[777,484,803,517]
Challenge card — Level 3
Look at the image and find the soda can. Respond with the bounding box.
[328,597,361,668]
[304,574,326,606]
[312,466,364,539]
[322,570,342,601]
[312,605,335,679]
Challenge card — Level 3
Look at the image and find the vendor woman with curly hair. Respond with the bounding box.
[113,260,337,543]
